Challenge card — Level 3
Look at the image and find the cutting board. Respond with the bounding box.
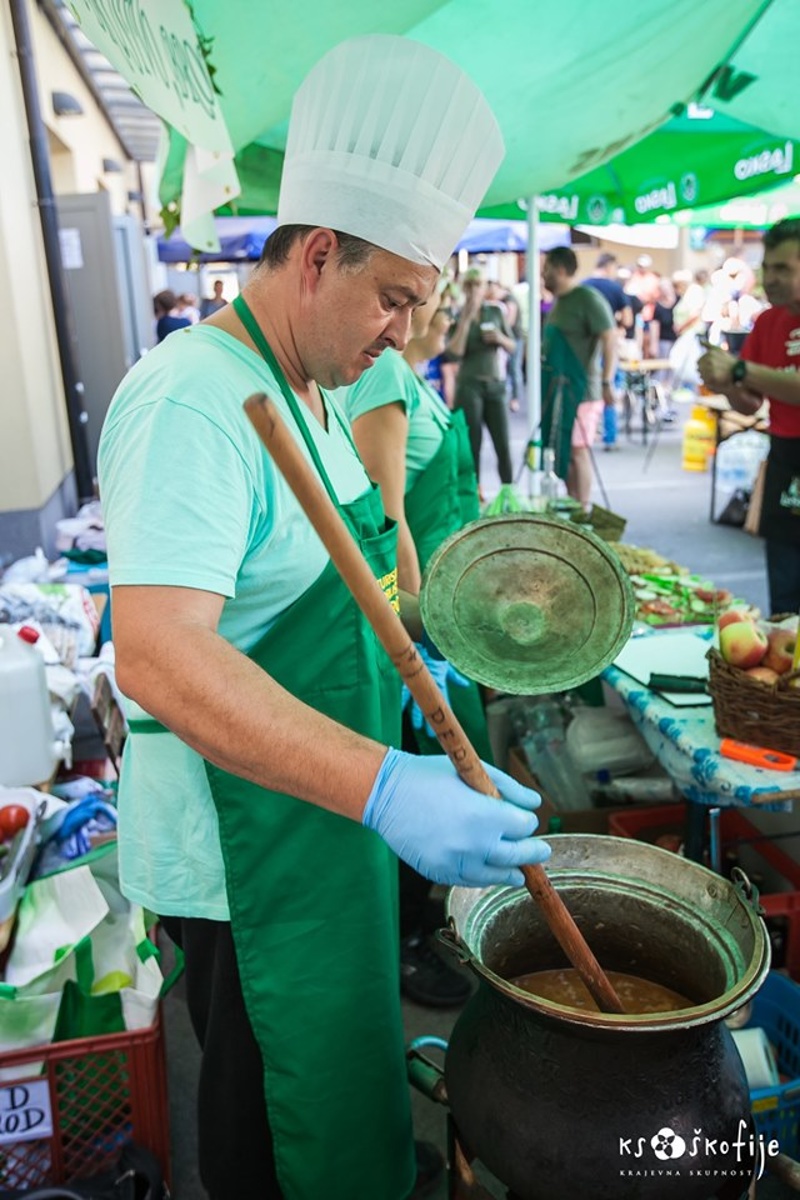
[613,633,713,706]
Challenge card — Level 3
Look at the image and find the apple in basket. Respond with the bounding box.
[745,665,780,685]
[762,626,797,676]
[719,620,768,669]
[718,609,751,631]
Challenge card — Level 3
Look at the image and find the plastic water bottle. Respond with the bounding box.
[0,626,57,786]
[716,430,769,495]
[512,700,593,811]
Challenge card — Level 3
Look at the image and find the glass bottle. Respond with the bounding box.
[541,447,560,506]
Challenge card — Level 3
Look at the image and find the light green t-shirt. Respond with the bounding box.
[343,349,447,489]
[97,324,371,920]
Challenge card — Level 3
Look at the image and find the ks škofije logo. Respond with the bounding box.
[617,1120,780,1183]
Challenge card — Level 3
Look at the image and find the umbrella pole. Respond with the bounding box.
[523,196,542,495]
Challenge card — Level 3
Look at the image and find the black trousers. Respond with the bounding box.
[766,537,800,614]
[160,916,283,1200]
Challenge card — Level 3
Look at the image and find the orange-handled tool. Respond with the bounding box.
[244,393,626,1015]
[720,739,797,772]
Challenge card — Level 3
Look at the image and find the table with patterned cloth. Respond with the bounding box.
[603,660,799,812]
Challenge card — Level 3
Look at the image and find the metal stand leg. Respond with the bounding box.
[684,801,706,864]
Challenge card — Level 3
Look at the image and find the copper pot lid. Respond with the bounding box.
[419,515,635,693]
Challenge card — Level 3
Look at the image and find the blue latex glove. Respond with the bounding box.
[362,748,550,887]
[402,643,470,737]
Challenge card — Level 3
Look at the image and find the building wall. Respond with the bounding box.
[0,1,71,526]
[0,0,139,553]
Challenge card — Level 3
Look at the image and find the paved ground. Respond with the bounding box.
[163,398,792,1199]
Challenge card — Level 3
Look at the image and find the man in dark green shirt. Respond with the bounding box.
[542,247,617,508]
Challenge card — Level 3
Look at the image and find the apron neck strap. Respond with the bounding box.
[234,294,347,513]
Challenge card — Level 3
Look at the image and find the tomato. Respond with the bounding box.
[0,804,30,840]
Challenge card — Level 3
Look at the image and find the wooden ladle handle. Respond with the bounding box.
[244,393,625,1014]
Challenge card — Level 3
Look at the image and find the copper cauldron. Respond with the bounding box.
[442,835,770,1200]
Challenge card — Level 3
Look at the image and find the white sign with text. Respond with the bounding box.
[66,0,232,155]
[0,1081,54,1145]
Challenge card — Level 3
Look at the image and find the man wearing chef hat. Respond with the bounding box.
[99,34,549,1200]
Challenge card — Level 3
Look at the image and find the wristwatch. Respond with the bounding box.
[731,359,747,385]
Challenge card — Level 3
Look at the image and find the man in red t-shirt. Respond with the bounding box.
[699,219,800,614]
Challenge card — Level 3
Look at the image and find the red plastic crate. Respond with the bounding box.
[608,804,800,979]
[760,891,800,982]
[0,1008,170,1191]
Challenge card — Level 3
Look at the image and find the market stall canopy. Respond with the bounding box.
[66,0,776,247]
[156,216,570,263]
[669,180,800,229]
[482,109,800,227]
[454,220,570,254]
[696,0,798,142]
[157,217,278,263]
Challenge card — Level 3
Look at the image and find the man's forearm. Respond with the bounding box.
[600,332,617,382]
[740,362,800,407]
[711,383,764,416]
[117,621,387,820]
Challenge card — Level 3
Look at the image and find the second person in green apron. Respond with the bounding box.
[346,288,495,1008]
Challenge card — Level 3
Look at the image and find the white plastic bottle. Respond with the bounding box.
[0,625,57,786]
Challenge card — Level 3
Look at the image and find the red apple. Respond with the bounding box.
[745,666,780,685]
[718,609,750,631]
[719,621,768,669]
[762,627,797,676]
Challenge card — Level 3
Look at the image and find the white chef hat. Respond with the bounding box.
[277,35,504,271]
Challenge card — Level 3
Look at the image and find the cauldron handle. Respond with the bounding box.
[244,393,626,1015]
[437,922,473,967]
[731,866,762,913]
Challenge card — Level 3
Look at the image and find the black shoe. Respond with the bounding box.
[411,1139,445,1197]
[400,933,471,1008]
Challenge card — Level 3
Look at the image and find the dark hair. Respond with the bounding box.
[596,252,617,269]
[153,289,177,316]
[259,224,375,272]
[546,246,578,276]
[764,218,800,251]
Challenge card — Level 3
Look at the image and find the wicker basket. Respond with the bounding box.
[707,645,800,757]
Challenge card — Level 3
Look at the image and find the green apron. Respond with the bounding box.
[133,297,415,1200]
[404,385,492,760]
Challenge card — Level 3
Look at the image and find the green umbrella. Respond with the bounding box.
[696,0,798,142]
[670,179,800,229]
[67,0,770,232]
[482,109,799,227]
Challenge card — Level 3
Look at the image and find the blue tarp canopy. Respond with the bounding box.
[456,220,571,254]
[157,217,278,263]
[158,217,571,263]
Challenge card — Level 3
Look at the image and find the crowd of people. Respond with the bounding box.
[153,251,766,515]
[152,281,228,342]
